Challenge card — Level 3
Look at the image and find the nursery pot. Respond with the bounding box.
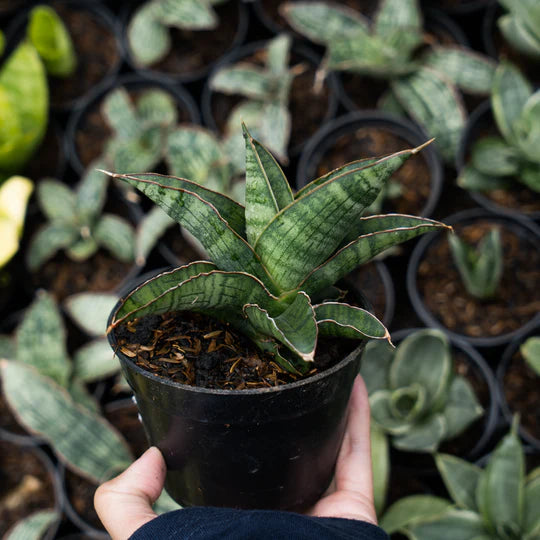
[107,280,365,510]
[457,100,540,221]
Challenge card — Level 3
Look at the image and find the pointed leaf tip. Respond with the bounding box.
[411,138,436,154]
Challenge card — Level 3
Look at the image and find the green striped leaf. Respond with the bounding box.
[106,133,163,175]
[359,340,393,395]
[498,14,540,59]
[128,3,170,66]
[299,214,448,296]
[101,87,139,139]
[371,424,389,516]
[281,1,370,45]
[514,92,540,164]
[391,67,466,163]
[37,178,76,223]
[28,5,76,77]
[106,172,274,288]
[244,124,293,245]
[155,0,218,30]
[422,46,496,94]
[267,34,291,74]
[75,162,108,224]
[254,146,425,292]
[491,62,533,146]
[405,509,487,540]
[73,338,120,383]
[26,222,78,271]
[210,64,273,101]
[16,291,70,387]
[442,376,483,440]
[259,102,291,164]
[524,468,540,537]
[1,360,132,483]
[136,88,178,128]
[457,164,512,192]
[136,206,175,266]
[244,291,317,362]
[314,302,390,341]
[436,453,482,511]
[380,495,454,534]
[68,377,99,413]
[5,510,59,540]
[94,213,135,263]
[471,136,520,176]
[64,293,119,336]
[392,414,446,452]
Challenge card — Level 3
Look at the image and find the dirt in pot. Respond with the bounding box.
[136,1,240,76]
[64,469,102,531]
[503,349,540,442]
[211,51,332,154]
[0,442,56,536]
[49,2,119,108]
[314,127,431,215]
[418,221,540,338]
[115,311,356,390]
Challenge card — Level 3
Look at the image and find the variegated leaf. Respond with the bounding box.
[210,64,274,101]
[370,390,414,435]
[300,215,448,296]
[442,376,483,440]
[435,453,482,511]
[259,101,291,164]
[498,14,540,59]
[392,413,446,452]
[66,236,98,262]
[136,88,178,128]
[359,340,393,395]
[101,87,139,138]
[73,338,120,383]
[0,334,15,359]
[457,164,512,192]
[26,222,78,271]
[106,132,164,175]
[422,46,496,95]
[64,292,119,336]
[94,214,135,263]
[16,291,70,387]
[36,178,76,223]
[244,124,293,245]
[405,509,487,540]
[75,161,109,224]
[514,92,540,164]
[520,162,540,193]
[128,3,170,66]
[267,34,291,74]
[391,66,466,163]
[1,360,132,483]
[499,0,540,40]
[4,510,59,540]
[244,291,317,362]
[136,206,175,266]
[155,0,218,30]
[254,146,424,292]
[471,136,520,176]
[524,468,540,537]
[371,424,389,516]
[68,377,99,413]
[389,384,427,424]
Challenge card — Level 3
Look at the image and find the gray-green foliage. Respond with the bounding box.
[282,0,496,163]
[106,126,448,374]
[521,336,540,376]
[497,0,540,59]
[360,329,483,453]
[380,421,540,540]
[127,0,227,66]
[210,34,299,168]
[101,86,178,175]
[458,62,540,195]
[4,510,60,540]
[448,228,503,300]
[26,163,136,271]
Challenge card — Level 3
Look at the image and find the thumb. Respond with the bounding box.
[94,446,166,540]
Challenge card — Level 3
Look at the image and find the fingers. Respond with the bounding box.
[94,446,166,540]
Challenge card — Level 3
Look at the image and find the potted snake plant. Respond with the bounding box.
[105,125,448,510]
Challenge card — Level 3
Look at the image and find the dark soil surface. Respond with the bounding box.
[503,349,540,442]
[24,123,63,181]
[313,128,431,215]
[75,88,192,170]
[49,3,119,108]
[417,221,540,338]
[347,263,387,323]
[133,1,240,76]
[114,311,355,390]
[65,469,102,531]
[211,49,332,155]
[0,442,55,536]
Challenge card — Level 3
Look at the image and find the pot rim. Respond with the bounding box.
[406,208,540,347]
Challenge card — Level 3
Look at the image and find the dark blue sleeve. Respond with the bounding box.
[129,507,389,540]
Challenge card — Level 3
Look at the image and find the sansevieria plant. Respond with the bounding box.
[106,125,448,375]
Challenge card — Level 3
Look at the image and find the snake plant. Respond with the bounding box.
[209,33,300,168]
[282,0,496,163]
[521,336,540,376]
[360,329,483,453]
[448,228,503,300]
[458,62,540,195]
[105,125,448,374]
[380,420,540,540]
[497,0,540,59]
[127,0,228,66]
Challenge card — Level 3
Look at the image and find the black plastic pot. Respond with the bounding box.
[201,39,340,162]
[497,324,540,450]
[421,0,494,16]
[65,72,200,177]
[120,0,249,85]
[297,111,443,218]
[456,100,540,221]
[407,208,540,348]
[389,328,499,475]
[6,0,122,113]
[107,272,366,510]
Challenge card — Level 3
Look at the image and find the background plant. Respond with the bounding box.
[496,0,540,59]
[448,227,503,300]
[458,62,540,195]
[127,0,228,66]
[380,420,540,539]
[282,0,496,163]
[107,126,448,374]
[360,329,483,452]
[521,336,540,375]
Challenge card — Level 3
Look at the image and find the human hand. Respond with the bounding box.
[307,375,377,525]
